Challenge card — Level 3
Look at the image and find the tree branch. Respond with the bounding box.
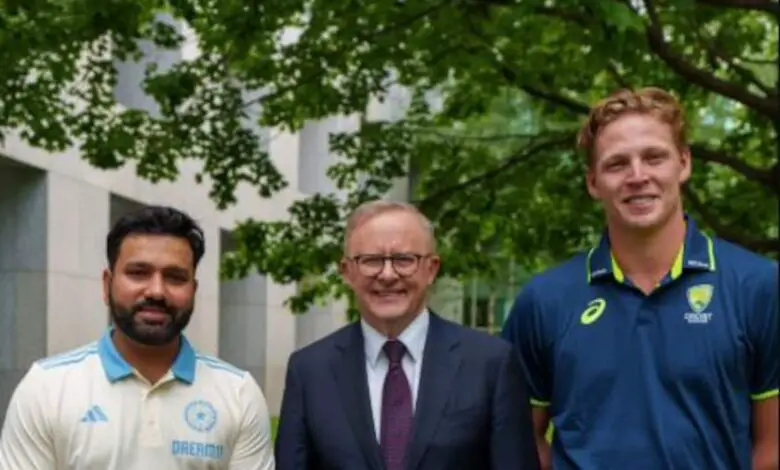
[519,84,592,115]
[415,126,774,189]
[643,0,779,119]
[683,185,780,253]
[486,66,774,189]
[461,8,775,189]
[698,30,778,98]
[241,1,449,110]
[462,11,593,117]
[407,127,553,142]
[689,144,776,191]
[695,0,780,16]
[414,133,572,209]
[605,60,632,89]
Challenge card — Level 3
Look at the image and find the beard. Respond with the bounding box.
[108,294,194,346]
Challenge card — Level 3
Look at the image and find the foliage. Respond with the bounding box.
[1,0,777,313]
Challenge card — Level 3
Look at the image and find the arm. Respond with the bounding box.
[748,264,779,470]
[274,354,311,470]
[489,346,541,470]
[752,398,778,470]
[229,374,275,470]
[0,365,56,470]
[501,284,553,470]
[531,408,552,470]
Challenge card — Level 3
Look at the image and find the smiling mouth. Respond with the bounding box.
[135,309,170,325]
[373,290,407,299]
[623,195,658,204]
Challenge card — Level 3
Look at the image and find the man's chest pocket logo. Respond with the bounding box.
[580,298,607,325]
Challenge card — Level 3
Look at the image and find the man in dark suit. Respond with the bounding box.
[275,200,540,470]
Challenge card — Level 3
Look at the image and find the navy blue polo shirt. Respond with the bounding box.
[502,217,778,470]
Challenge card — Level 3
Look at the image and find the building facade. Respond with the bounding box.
[0,15,411,421]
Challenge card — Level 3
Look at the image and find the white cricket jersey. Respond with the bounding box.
[0,329,275,470]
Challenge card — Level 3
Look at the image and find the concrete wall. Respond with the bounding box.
[0,160,48,419]
[0,16,413,422]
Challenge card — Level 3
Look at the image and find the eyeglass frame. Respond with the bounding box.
[345,252,435,278]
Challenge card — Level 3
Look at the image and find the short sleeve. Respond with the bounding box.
[229,373,275,470]
[0,364,56,469]
[747,262,779,401]
[501,282,552,407]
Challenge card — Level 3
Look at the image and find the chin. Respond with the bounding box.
[615,207,668,232]
[624,216,663,231]
[369,303,411,321]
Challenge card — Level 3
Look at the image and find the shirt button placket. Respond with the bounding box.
[140,388,163,447]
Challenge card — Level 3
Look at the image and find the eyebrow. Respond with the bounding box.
[123,261,191,274]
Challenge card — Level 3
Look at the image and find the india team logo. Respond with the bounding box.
[686,284,713,314]
[184,400,218,433]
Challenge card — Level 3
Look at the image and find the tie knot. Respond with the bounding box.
[383,340,406,364]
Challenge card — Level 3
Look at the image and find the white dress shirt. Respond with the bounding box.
[361,310,430,440]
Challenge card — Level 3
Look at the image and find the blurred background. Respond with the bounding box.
[0,0,777,423]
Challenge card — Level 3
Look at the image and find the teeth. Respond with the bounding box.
[627,196,654,203]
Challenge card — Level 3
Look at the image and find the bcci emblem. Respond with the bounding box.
[184,400,218,433]
[684,284,714,324]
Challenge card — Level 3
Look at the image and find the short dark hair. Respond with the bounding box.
[106,205,205,270]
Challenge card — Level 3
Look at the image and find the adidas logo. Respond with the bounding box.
[80,405,108,423]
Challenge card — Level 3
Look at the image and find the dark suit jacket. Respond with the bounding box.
[275,312,540,470]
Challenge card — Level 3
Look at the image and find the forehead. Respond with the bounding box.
[347,211,430,254]
[116,234,193,267]
[594,113,676,158]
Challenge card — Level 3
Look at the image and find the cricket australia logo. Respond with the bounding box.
[684,284,714,324]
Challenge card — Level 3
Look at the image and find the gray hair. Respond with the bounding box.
[343,200,436,253]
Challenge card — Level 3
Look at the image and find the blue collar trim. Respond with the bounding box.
[97,328,196,384]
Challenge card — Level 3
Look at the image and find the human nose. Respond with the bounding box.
[376,259,399,280]
[626,158,649,184]
[143,273,166,298]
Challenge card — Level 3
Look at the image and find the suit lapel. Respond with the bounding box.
[332,323,384,470]
[405,314,462,470]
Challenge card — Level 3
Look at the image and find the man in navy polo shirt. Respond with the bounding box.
[502,87,778,470]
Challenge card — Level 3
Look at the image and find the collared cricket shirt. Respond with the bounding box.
[502,217,778,470]
[0,329,275,470]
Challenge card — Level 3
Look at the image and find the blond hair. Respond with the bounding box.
[343,200,436,253]
[577,87,688,166]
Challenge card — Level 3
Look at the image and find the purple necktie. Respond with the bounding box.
[380,339,413,470]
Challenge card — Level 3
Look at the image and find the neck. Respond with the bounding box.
[111,329,180,384]
[608,211,686,291]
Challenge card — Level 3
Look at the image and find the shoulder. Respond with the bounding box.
[287,322,357,369]
[435,314,511,358]
[524,252,590,296]
[32,342,101,381]
[505,252,590,322]
[713,237,777,271]
[194,353,253,384]
[34,342,100,371]
[712,237,777,287]
[191,354,269,415]
[10,343,101,410]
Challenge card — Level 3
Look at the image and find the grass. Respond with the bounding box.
[271,416,279,441]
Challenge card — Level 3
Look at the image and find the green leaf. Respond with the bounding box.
[1,0,776,314]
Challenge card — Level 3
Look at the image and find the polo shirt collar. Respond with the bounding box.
[587,214,716,283]
[97,328,197,384]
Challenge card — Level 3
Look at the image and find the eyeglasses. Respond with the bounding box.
[348,253,432,277]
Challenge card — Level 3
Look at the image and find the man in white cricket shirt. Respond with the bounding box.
[0,206,275,470]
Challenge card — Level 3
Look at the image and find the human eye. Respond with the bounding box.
[392,254,417,268]
[359,255,384,268]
